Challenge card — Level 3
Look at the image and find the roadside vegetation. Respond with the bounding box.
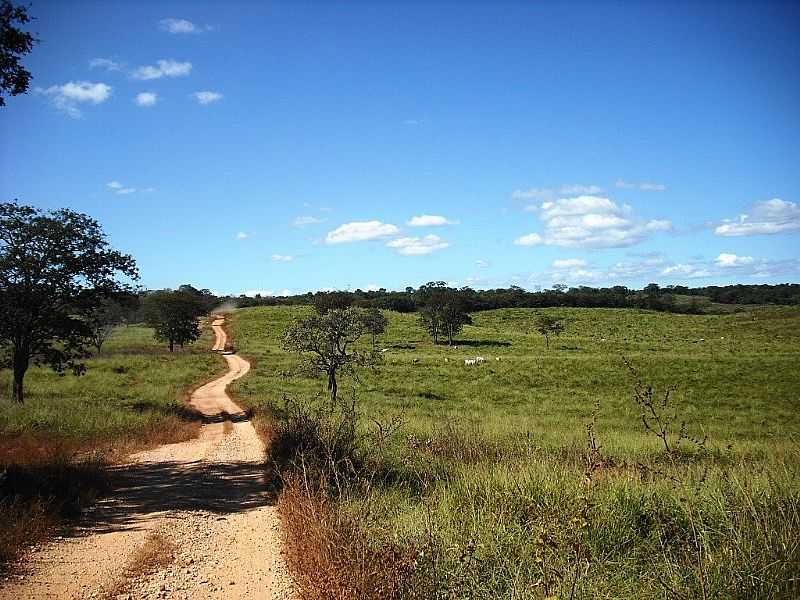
[230,304,800,599]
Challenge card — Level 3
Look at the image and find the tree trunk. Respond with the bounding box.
[169,338,174,352]
[12,350,28,404]
[328,369,337,402]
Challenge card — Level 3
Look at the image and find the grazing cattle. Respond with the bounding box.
[475,356,486,364]
[380,348,390,353]
[412,358,420,363]
[495,357,501,361]
[464,358,476,366]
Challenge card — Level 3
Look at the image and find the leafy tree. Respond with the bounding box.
[441,292,472,345]
[361,307,387,350]
[283,307,377,402]
[1,1,37,107]
[85,297,126,353]
[143,291,205,352]
[0,201,138,403]
[418,283,471,345]
[533,313,565,349]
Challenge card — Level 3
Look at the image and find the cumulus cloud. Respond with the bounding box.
[89,58,122,71]
[243,289,273,297]
[293,216,324,227]
[616,179,667,191]
[386,234,450,256]
[516,195,671,248]
[715,253,754,268]
[660,264,712,279]
[715,199,800,236]
[552,258,587,269]
[235,232,249,240]
[38,81,112,118]
[106,180,136,195]
[271,254,294,262]
[159,18,210,34]
[132,59,192,80]
[407,214,458,227]
[134,92,157,107]
[193,91,223,105]
[325,221,400,244]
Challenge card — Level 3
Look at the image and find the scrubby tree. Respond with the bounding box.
[418,283,472,345]
[0,201,138,403]
[361,307,387,350]
[85,297,126,353]
[533,313,566,349]
[441,292,472,345]
[1,1,37,107]
[283,307,377,402]
[143,291,205,352]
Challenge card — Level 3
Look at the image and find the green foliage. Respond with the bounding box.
[417,283,472,345]
[142,291,205,352]
[533,312,566,349]
[313,291,354,315]
[0,201,138,402]
[362,307,388,350]
[0,1,36,107]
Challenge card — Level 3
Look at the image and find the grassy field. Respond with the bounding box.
[229,305,800,599]
[0,323,221,461]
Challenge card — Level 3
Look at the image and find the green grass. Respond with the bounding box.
[230,305,800,599]
[0,323,222,456]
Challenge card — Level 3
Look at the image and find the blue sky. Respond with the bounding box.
[2,0,799,296]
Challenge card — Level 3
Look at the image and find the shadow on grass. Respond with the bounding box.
[453,340,512,347]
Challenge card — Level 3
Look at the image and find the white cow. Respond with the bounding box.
[464,359,476,366]
[475,356,486,364]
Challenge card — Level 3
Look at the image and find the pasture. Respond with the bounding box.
[230,305,800,599]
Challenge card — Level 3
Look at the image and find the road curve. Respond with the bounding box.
[1,315,295,599]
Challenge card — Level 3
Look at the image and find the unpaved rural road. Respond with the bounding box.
[1,317,295,599]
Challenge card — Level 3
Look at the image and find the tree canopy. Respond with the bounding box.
[0,201,138,402]
[1,1,36,107]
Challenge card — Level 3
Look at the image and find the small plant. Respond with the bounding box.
[623,357,707,456]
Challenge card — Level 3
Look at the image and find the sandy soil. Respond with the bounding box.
[1,317,295,599]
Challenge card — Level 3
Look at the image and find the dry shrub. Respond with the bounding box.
[278,473,423,600]
[0,496,55,565]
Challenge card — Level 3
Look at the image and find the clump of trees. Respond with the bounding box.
[361,307,387,350]
[143,291,206,352]
[0,201,138,403]
[417,282,472,345]
[283,307,381,402]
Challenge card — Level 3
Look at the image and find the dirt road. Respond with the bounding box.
[1,317,295,599]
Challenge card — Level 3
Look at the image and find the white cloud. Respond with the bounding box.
[715,199,800,236]
[193,91,223,105]
[325,221,400,244]
[516,195,671,249]
[559,184,603,195]
[407,214,458,227]
[243,289,273,297]
[271,254,294,262]
[132,59,192,80]
[660,264,712,279]
[106,181,136,195]
[159,18,210,34]
[616,179,667,191]
[89,58,122,71]
[134,92,157,107]
[364,284,381,292]
[235,232,249,240]
[715,253,754,268]
[514,233,543,246]
[293,216,324,227]
[38,81,112,118]
[512,188,553,201]
[386,234,450,256]
[552,258,587,269]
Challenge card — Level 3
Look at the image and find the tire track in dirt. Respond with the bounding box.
[0,316,295,599]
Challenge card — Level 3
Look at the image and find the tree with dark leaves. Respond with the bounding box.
[142,291,205,352]
[533,313,566,350]
[0,201,138,403]
[1,1,37,107]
